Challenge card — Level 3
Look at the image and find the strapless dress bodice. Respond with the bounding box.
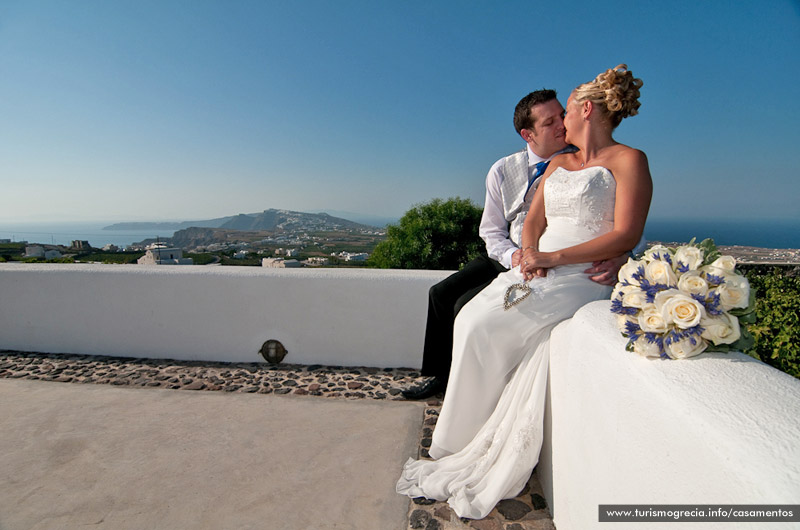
[538,166,616,253]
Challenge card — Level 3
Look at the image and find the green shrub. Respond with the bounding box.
[369,197,483,270]
[74,252,144,264]
[0,243,24,254]
[220,255,262,266]
[743,266,800,379]
[185,253,217,265]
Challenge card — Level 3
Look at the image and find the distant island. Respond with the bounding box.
[103,209,393,232]
[103,219,229,231]
[102,209,389,257]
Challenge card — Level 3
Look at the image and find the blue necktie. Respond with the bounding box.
[533,160,550,180]
[526,160,550,195]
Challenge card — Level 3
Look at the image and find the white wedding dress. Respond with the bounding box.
[397,166,617,519]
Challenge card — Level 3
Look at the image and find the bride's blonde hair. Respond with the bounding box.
[574,64,643,129]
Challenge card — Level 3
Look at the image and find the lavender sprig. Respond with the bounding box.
[635,277,670,304]
[624,320,641,336]
[663,325,704,347]
[610,298,638,315]
[692,291,723,316]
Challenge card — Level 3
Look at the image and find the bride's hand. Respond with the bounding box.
[521,249,552,280]
[522,249,557,268]
[522,266,547,281]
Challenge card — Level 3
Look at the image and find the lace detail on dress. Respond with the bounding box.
[527,268,558,300]
[541,167,616,246]
[474,423,506,476]
[579,172,615,229]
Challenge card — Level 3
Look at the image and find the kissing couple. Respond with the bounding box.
[398,64,652,519]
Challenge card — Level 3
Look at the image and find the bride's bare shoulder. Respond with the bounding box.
[610,143,646,160]
[609,145,649,174]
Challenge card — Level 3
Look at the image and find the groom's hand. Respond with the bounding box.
[511,249,523,268]
[584,254,628,286]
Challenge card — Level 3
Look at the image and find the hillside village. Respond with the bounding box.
[1,209,388,267]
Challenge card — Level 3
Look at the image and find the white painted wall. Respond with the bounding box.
[3,263,798,526]
[539,300,800,530]
[0,263,451,368]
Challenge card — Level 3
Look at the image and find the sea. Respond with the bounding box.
[0,223,177,249]
[642,217,800,249]
[1,217,799,250]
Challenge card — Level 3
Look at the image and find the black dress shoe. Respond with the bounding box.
[402,377,446,400]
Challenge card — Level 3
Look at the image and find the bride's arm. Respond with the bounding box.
[523,149,652,270]
[519,167,552,280]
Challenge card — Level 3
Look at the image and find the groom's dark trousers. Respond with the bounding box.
[421,254,508,382]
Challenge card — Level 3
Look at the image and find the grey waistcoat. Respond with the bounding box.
[499,150,539,247]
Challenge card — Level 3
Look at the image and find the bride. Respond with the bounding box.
[397,64,652,519]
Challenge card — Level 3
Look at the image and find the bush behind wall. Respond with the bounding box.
[741,265,800,379]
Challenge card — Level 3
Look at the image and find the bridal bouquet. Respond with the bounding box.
[611,238,755,359]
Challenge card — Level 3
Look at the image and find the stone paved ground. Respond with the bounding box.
[0,350,422,399]
[0,350,554,529]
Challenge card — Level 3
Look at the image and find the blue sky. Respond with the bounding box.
[1,0,799,224]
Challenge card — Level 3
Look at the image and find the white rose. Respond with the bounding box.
[665,335,708,359]
[655,289,706,329]
[700,313,741,345]
[700,266,730,284]
[708,255,736,273]
[633,336,663,358]
[642,245,673,263]
[638,303,668,333]
[716,274,751,310]
[673,245,704,271]
[677,270,709,297]
[645,260,678,287]
[618,257,644,286]
[620,285,649,309]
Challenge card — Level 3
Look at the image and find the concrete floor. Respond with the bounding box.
[0,379,425,530]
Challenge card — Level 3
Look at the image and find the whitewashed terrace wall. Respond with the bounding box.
[539,300,800,530]
[0,263,450,368]
[3,264,799,528]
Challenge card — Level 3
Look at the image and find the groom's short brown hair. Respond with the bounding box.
[514,89,558,134]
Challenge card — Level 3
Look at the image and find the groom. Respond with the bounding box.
[403,89,634,400]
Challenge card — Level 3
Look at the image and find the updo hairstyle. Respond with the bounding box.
[573,64,643,129]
